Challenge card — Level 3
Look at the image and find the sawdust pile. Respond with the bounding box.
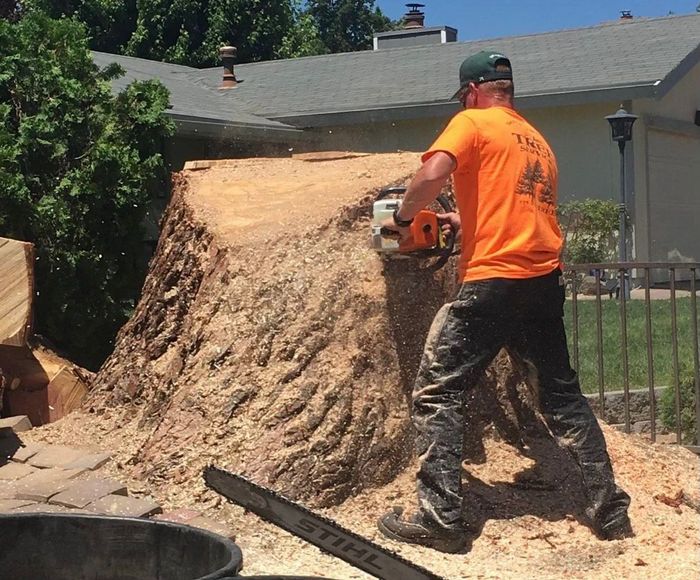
[27,153,700,579]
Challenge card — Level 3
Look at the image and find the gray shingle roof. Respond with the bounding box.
[95,13,700,130]
[182,13,700,122]
[91,52,299,133]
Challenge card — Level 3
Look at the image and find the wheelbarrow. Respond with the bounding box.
[0,513,331,580]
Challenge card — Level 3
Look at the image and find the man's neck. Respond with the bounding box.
[484,99,514,109]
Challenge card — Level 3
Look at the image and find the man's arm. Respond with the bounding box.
[395,152,456,222]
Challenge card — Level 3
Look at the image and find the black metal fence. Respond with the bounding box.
[565,262,699,454]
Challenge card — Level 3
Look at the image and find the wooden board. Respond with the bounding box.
[0,237,34,347]
[47,366,88,423]
[0,346,49,392]
[3,388,50,427]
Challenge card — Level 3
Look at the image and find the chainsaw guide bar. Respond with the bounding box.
[204,466,445,580]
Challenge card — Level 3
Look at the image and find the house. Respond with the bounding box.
[94,10,700,267]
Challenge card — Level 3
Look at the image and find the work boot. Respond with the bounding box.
[593,510,635,541]
[377,506,468,553]
[583,478,634,541]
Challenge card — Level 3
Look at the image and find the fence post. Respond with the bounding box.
[594,269,605,415]
[571,273,579,373]
[619,267,631,434]
[669,268,682,444]
[690,268,699,446]
[644,268,656,442]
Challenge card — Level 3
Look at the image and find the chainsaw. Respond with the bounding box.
[204,466,445,580]
[371,187,456,270]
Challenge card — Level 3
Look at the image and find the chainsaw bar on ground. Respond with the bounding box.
[204,466,445,580]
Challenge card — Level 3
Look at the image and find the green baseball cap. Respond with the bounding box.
[452,50,513,99]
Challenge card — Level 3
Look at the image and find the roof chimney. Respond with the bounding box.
[373,3,457,50]
[620,10,633,19]
[404,3,425,28]
[219,46,238,89]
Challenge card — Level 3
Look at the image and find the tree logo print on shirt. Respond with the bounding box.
[538,177,555,206]
[516,159,555,207]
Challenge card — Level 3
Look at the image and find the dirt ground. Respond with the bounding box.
[25,413,700,579]
[23,153,700,580]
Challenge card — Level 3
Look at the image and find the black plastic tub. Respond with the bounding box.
[0,513,243,580]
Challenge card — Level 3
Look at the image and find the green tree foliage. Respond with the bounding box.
[0,13,174,368]
[126,0,297,66]
[24,0,137,52]
[306,0,394,53]
[277,0,327,59]
[25,0,295,66]
[124,0,221,65]
[26,0,395,66]
[558,199,621,264]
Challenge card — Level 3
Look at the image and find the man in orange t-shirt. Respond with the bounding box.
[377,51,632,553]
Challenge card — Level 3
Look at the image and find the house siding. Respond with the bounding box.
[632,60,700,265]
[314,101,623,204]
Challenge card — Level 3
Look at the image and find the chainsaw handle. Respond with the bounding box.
[435,194,454,214]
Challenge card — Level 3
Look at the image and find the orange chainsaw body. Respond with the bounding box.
[371,189,453,263]
[399,210,444,253]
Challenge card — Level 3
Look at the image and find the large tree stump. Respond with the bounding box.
[87,154,551,507]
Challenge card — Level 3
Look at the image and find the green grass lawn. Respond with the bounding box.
[564,297,698,393]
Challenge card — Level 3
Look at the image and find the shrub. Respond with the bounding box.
[558,199,621,264]
[0,13,174,369]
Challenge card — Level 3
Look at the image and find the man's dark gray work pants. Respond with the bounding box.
[411,268,630,530]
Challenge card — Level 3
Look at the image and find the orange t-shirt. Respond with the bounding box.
[423,106,563,283]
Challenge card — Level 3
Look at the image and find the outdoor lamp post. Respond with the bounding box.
[605,106,637,298]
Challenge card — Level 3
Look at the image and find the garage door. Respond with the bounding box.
[647,129,700,265]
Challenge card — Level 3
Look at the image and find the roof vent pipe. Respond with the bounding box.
[219,46,238,89]
[404,3,425,28]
